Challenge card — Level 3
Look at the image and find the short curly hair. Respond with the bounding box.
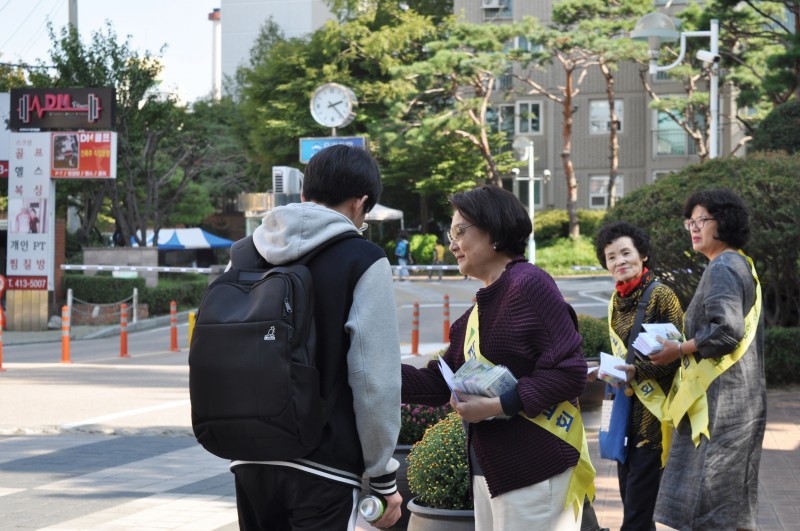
[449,185,531,257]
[594,221,652,270]
[683,188,749,249]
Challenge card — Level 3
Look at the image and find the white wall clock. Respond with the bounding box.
[310,83,358,129]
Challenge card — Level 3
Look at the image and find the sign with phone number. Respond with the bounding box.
[7,276,48,290]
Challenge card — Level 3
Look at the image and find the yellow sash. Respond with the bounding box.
[607,297,673,467]
[663,251,761,446]
[464,305,596,518]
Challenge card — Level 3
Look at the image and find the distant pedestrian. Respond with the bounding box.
[395,231,412,280]
[428,238,446,281]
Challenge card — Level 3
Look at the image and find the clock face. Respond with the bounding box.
[310,83,357,128]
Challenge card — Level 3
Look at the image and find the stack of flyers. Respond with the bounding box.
[633,323,683,356]
[599,352,628,386]
[452,358,518,398]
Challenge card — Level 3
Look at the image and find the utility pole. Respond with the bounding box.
[68,0,78,32]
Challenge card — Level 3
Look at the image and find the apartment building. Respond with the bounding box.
[459,0,745,210]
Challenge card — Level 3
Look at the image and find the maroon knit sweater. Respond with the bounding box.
[402,258,587,497]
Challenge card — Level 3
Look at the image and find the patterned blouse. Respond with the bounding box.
[610,274,683,450]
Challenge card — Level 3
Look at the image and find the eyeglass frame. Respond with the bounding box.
[683,216,716,231]
[447,223,475,243]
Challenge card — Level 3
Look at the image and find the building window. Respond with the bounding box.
[654,109,699,157]
[589,100,624,134]
[487,104,515,152]
[589,175,624,209]
[482,0,513,20]
[653,170,675,180]
[516,101,542,134]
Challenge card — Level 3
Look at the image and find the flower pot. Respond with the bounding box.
[580,357,605,411]
[406,497,475,531]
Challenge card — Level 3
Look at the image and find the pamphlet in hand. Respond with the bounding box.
[599,352,628,386]
[632,323,683,357]
[450,358,518,398]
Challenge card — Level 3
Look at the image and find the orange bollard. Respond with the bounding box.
[61,305,72,364]
[443,294,450,343]
[120,303,129,358]
[169,301,179,352]
[411,302,420,355]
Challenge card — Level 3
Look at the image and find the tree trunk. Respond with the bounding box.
[562,72,580,240]
[601,62,619,209]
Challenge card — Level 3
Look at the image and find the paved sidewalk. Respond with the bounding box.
[0,334,796,530]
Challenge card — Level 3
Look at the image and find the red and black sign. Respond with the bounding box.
[10,87,115,131]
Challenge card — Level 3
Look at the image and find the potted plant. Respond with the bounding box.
[577,313,612,410]
[406,411,474,530]
[389,403,451,529]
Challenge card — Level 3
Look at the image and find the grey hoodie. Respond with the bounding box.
[232,202,401,491]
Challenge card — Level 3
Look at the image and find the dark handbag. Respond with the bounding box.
[598,281,658,464]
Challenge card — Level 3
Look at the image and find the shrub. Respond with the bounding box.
[141,275,207,315]
[764,327,800,387]
[407,411,472,510]
[535,209,607,247]
[399,403,452,445]
[605,152,800,327]
[751,100,800,154]
[536,236,600,276]
[65,273,146,303]
[577,314,610,358]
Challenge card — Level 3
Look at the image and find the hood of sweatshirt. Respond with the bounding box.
[251,202,360,265]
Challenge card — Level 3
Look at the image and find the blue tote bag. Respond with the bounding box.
[599,385,632,463]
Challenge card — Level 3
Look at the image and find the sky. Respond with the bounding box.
[0,0,218,103]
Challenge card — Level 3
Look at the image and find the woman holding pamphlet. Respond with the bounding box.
[401,185,592,531]
[650,189,766,531]
[592,221,683,530]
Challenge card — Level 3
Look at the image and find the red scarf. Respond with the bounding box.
[615,267,650,298]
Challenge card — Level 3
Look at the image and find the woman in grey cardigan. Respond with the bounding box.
[650,189,765,530]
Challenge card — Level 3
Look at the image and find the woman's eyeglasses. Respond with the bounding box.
[683,217,715,231]
[447,224,474,243]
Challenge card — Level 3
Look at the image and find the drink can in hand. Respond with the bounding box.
[359,495,385,522]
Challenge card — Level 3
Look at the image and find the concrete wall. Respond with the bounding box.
[82,248,159,287]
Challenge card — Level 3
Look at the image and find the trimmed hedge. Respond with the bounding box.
[65,274,146,303]
[535,209,607,247]
[63,273,207,316]
[577,314,610,358]
[765,327,800,387]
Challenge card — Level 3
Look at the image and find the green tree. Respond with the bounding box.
[751,100,800,152]
[604,152,800,327]
[513,17,601,239]
[46,23,219,246]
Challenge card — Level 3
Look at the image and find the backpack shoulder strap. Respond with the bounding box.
[625,280,660,364]
[230,230,361,270]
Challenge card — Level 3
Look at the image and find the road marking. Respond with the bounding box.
[578,290,612,304]
[61,399,190,429]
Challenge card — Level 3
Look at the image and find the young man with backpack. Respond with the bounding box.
[225,145,402,529]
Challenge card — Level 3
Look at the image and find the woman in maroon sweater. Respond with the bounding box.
[402,185,588,530]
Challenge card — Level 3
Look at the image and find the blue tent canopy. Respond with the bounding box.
[132,228,234,250]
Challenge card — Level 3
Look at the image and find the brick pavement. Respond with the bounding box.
[0,333,796,530]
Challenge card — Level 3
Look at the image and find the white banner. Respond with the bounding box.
[6,132,56,290]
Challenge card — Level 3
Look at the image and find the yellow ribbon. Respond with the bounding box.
[464,305,596,518]
[663,251,761,446]
[607,296,674,468]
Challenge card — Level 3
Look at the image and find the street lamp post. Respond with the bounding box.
[513,137,536,264]
[632,14,720,159]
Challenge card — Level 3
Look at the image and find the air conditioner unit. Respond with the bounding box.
[272,166,304,195]
[482,0,503,9]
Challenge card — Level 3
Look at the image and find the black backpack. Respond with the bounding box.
[189,232,357,461]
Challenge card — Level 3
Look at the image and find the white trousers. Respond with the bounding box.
[472,467,582,531]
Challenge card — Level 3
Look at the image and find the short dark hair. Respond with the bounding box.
[449,185,531,256]
[302,145,382,213]
[594,221,653,270]
[683,188,749,248]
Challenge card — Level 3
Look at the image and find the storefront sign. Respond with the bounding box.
[10,87,115,131]
[50,131,117,178]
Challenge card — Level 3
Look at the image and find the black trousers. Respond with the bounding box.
[617,443,663,531]
[233,464,358,531]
